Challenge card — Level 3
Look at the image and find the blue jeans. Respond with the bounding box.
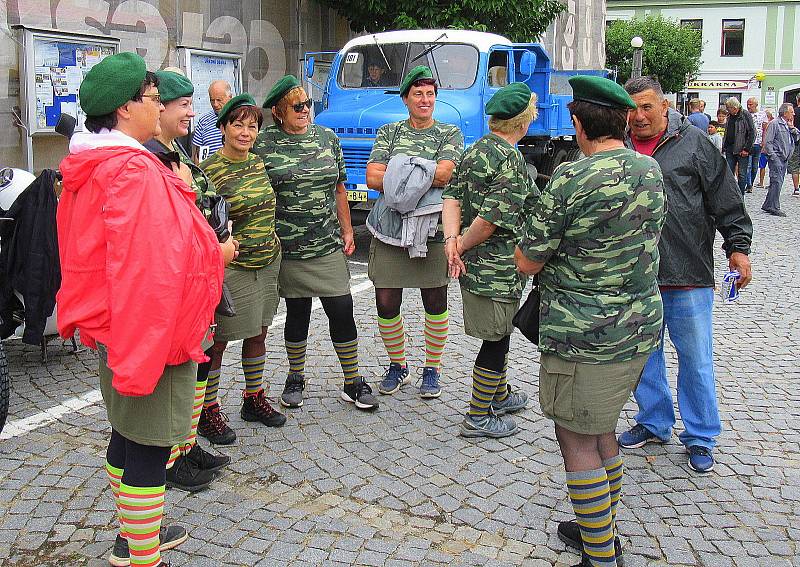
[748,144,761,186]
[725,151,750,195]
[633,288,721,449]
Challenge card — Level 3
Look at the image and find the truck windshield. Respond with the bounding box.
[338,43,479,90]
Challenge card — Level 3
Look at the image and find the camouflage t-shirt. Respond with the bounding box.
[175,141,218,216]
[251,125,346,260]
[443,133,537,299]
[368,120,464,165]
[518,148,665,363]
[201,152,280,270]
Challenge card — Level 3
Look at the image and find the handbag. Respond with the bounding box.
[206,195,236,317]
[513,276,540,344]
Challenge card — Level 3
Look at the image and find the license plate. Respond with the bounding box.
[347,190,368,202]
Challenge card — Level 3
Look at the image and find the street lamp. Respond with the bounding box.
[631,36,644,79]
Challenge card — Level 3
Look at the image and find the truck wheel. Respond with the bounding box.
[0,343,8,435]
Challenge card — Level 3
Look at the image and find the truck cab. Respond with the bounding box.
[305,30,593,203]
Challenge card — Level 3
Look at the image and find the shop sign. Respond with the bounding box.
[686,80,749,90]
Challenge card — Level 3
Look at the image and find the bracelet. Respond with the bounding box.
[444,235,458,243]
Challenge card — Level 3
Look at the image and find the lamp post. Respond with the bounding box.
[631,36,644,79]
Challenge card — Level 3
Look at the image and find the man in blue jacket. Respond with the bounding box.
[618,77,753,474]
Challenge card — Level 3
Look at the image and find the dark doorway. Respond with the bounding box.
[783,87,800,104]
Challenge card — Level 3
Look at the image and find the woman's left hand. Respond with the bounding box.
[343,230,356,256]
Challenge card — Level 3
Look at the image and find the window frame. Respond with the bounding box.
[721,19,745,57]
[680,19,703,35]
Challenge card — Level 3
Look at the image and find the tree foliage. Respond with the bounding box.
[318,0,567,43]
[605,16,703,93]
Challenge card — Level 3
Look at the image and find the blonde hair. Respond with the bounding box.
[272,86,307,124]
[162,66,185,76]
[488,93,538,135]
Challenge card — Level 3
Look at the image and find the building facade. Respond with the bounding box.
[607,0,800,115]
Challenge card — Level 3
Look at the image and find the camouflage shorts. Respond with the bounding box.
[460,287,519,341]
[538,352,648,435]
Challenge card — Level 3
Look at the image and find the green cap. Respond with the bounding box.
[400,66,434,97]
[485,82,532,119]
[154,70,193,103]
[216,93,257,127]
[79,52,147,117]
[568,75,636,109]
[262,75,302,109]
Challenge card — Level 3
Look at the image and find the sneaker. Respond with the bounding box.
[490,385,528,416]
[280,372,305,408]
[558,520,624,566]
[378,362,409,395]
[755,182,763,188]
[687,445,714,473]
[570,554,593,567]
[772,209,788,217]
[618,424,665,449]
[341,377,380,410]
[198,403,237,445]
[165,455,215,492]
[241,390,287,427]
[459,413,519,438]
[418,366,442,398]
[108,525,188,567]
[745,186,753,193]
[794,190,800,196]
[184,443,230,473]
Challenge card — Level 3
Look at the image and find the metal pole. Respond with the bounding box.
[632,48,643,79]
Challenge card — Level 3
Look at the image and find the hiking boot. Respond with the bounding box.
[184,442,230,473]
[108,525,188,567]
[687,445,715,473]
[490,385,529,416]
[459,413,519,438]
[341,377,380,410]
[241,390,286,427]
[558,520,624,566]
[618,424,665,449]
[378,362,409,395]
[418,366,442,398]
[165,455,215,492]
[280,372,306,408]
[198,403,236,445]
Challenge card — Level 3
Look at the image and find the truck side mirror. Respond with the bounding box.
[306,56,315,79]
[519,52,536,78]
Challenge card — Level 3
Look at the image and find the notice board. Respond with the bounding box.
[20,28,119,135]
[180,48,242,127]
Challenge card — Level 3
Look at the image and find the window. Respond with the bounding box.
[487,50,509,87]
[722,19,744,56]
[719,92,742,107]
[680,19,703,34]
[677,91,700,115]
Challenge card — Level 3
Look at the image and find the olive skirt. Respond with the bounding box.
[279,251,351,298]
[215,256,281,342]
[368,238,448,289]
[461,287,519,341]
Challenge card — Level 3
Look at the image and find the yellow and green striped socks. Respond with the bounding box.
[333,338,360,387]
[166,378,207,468]
[118,482,165,566]
[105,461,126,538]
[566,468,616,566]
[242,355,266,395]
[204,368,222,408]
[424,310,448,369]
[286,340,307,374]
[493,357,510,403]
[468,365,503,417]
[603,455,624,524]
[378,314,407,366]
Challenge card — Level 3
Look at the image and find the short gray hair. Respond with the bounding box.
[624,76,665,100]
[208,80,232,96]
[779,102,794,117]
[725,97,741,109]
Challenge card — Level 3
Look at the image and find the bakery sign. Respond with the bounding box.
[686,79,749,90]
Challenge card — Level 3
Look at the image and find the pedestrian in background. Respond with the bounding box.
[762,102,800,215]
[687,98,710,132]
[442,82,536,439]
[620,77,753,474]
[756,108,774,189]
[787,93,800,196]
[746,97,768,193]
[722,97,756,196]
[516,75,665,567]
[716,107,728,138]
[253,75,378,411]
[192,80,233,163]
[707,121,723,154]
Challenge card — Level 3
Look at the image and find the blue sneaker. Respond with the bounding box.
[419,366,442,398]
[378,362,409,395]
[618,424,665,449]
[687,445,714,473]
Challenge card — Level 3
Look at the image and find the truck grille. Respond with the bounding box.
[342,147,372,170]
[333,126,376,135]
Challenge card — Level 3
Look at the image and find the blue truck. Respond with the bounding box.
[305,29,602,205]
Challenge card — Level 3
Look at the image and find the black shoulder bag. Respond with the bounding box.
[512,275,540,345]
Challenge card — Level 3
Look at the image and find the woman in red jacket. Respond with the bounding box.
[57,52,235,567]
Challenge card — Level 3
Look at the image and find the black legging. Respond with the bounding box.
[475,335,511,373]
[374,285,448,320]
[106,429,171,487]
[284,294,357,344]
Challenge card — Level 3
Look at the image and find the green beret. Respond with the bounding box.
[154,70,193,103]
[486,82,532,119]
[568,75,636,109]
[400,66,434,97]
[262,75,301,109]
[216,93,257,127]
[79,52,147,117]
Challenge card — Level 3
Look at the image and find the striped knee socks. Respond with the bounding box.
[333,338,360,386]
[603,455,624,525]
[166,378,207,468]
[468,366,503,417]
[493,357,510,402]
[566,468,616,565]
[424,310,448,369]
[285,340,307,374]
[204,368,221,408]
[378,314,406,367]
[105,461,126,538]
[118,482,165,567]
[242,355,266,395]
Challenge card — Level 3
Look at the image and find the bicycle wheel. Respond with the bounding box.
[0,343,8,435]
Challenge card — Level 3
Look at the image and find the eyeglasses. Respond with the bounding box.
[291,100,313,112]
[141,93,162,103]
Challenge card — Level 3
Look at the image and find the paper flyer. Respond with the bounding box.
[66,67,82,95]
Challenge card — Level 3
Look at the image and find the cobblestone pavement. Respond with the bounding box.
[1,183,799,567]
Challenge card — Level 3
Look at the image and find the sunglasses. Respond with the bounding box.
[292,100,313,112]
[140,93,162,103]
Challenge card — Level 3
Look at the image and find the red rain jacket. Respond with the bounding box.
[57,145,223,396]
